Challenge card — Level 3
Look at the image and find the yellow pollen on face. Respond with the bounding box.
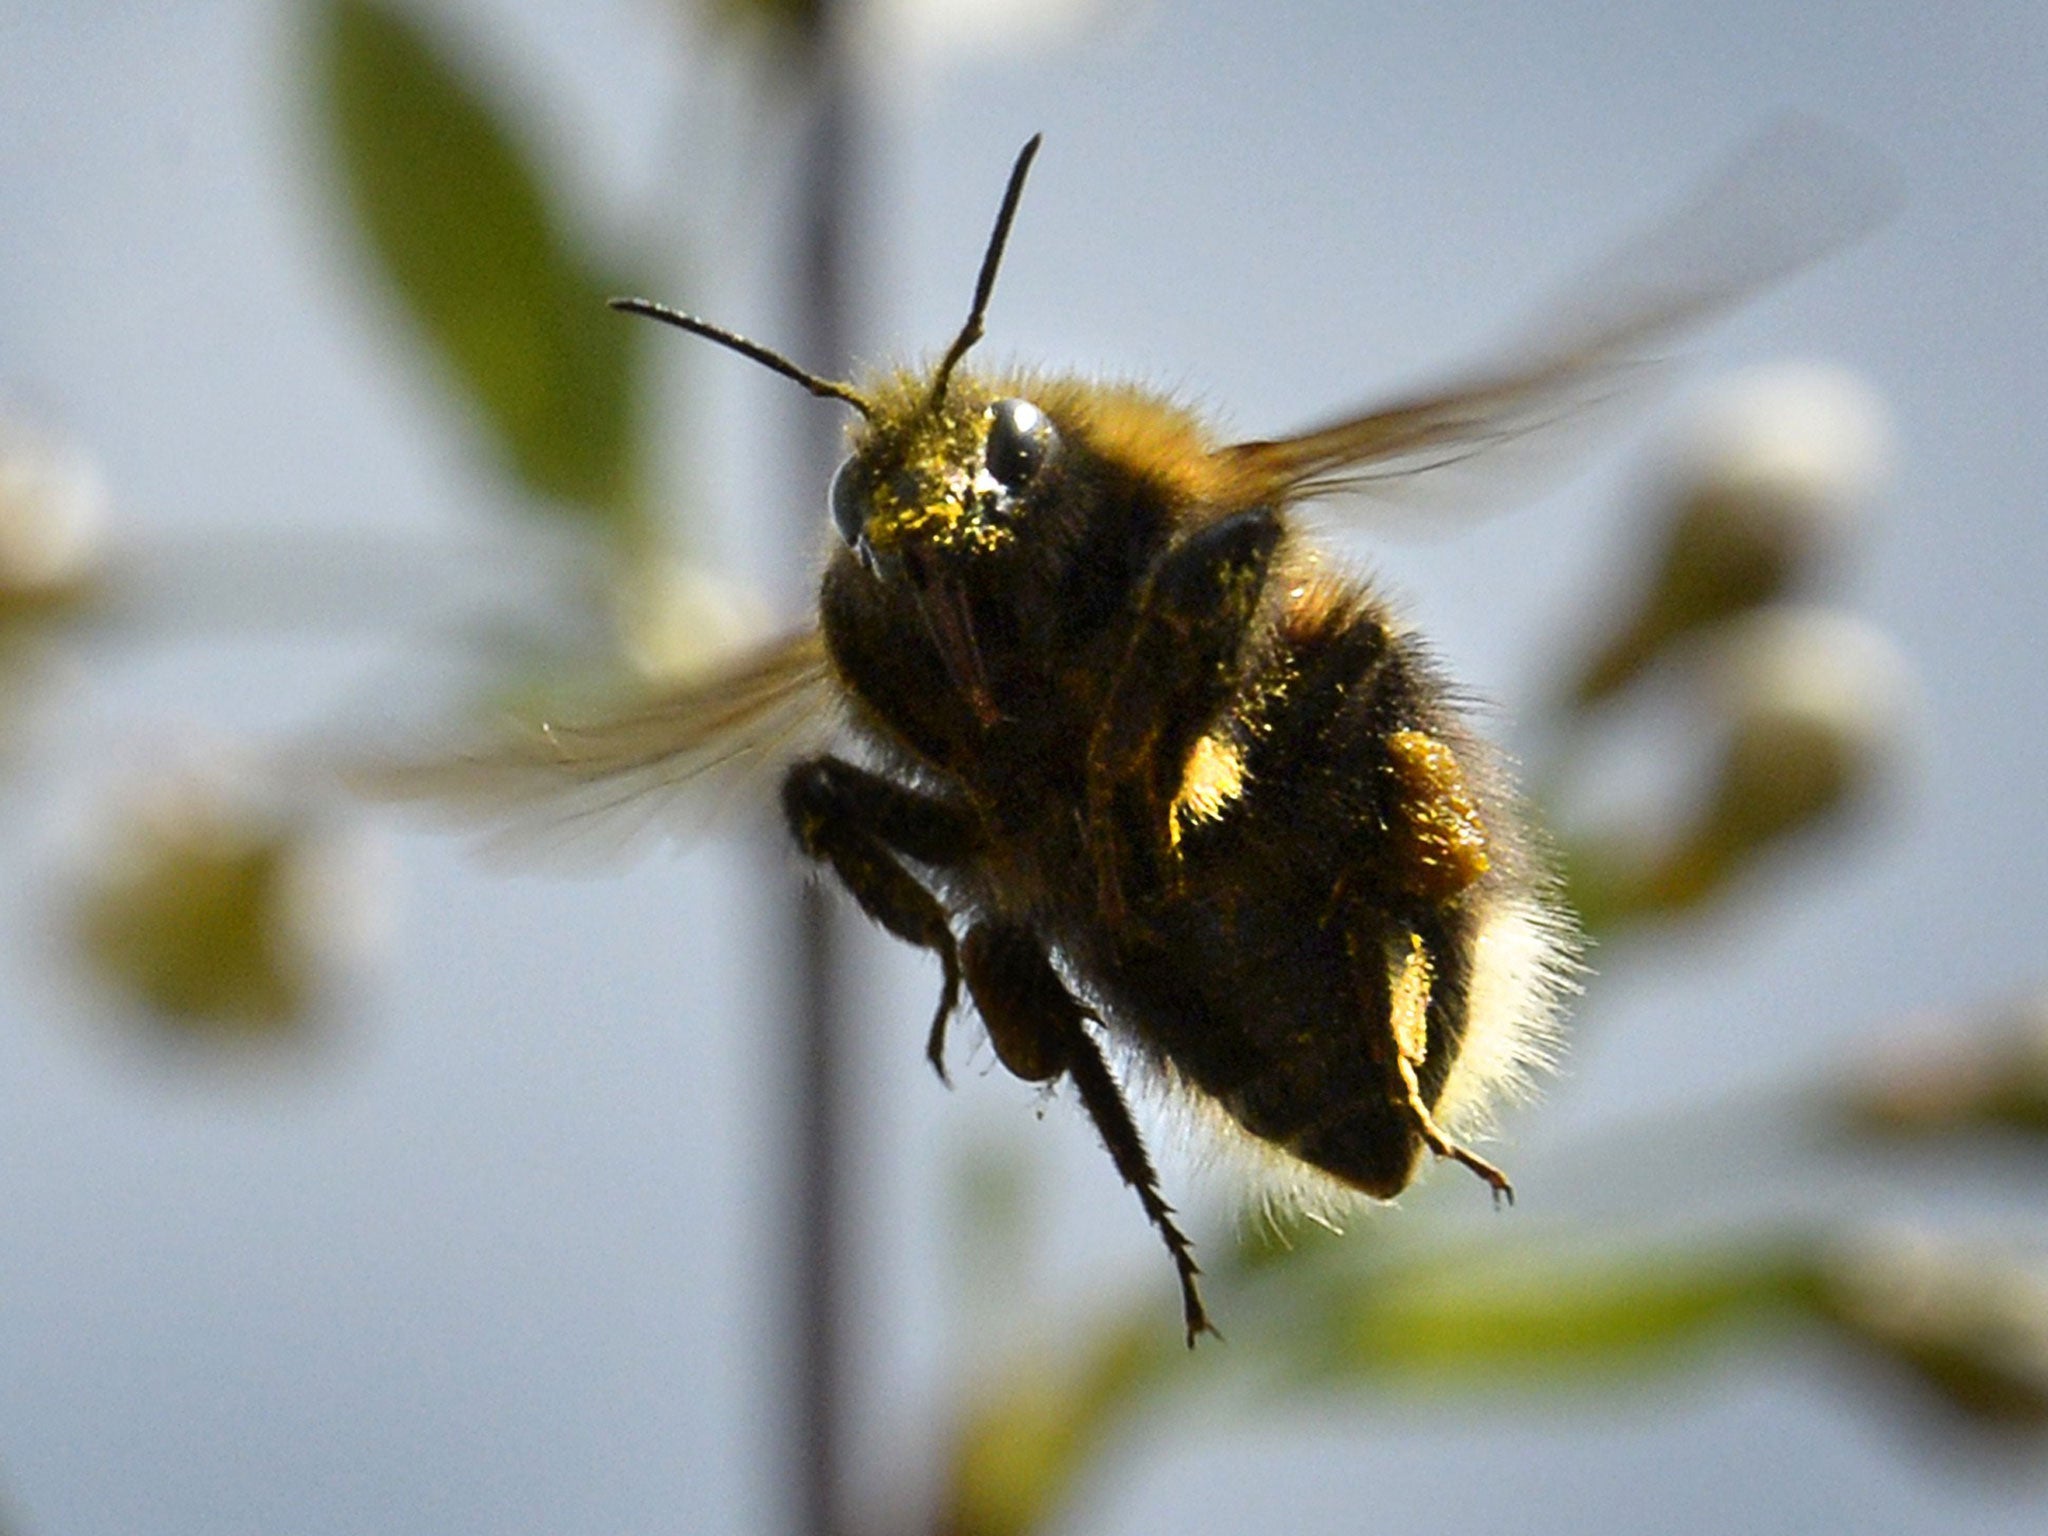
[859,415,1013,557]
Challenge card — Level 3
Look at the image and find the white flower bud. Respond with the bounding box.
[868,0,1112,72]
[73,749,388,1033]
[1700,607,1914,855]
[1570,365,1893,707]
[1665,361,1893,548]
[1842,993,2048,1141]
[1581,608,1915,920]
[611,557,771,682]
[0,418,107,602]
[1819,1228,2048,1430]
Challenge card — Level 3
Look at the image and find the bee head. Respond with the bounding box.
[608,134,1047,578]
[827,376,1061,572]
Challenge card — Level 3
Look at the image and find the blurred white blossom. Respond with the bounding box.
[869,0,1117,68]
[611,554,774,681]
[1571,364,1893,707]
[1654,609,1913,908]
[1568,606,1915,923]
[1819,1228,2048,1431]
[71,747,390,1035]
[1665,362,1894,543]
[0,416,106,610]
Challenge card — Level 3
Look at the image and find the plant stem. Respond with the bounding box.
[789,13,859,1536]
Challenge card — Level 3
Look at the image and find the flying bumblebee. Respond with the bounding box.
[366,130,1887,1343]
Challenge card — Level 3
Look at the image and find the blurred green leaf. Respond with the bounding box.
[939,1317,1187,1536]
[931,1222,2048,1536]
[698,0,824,47]
[1281,1237,1819,1387]
[311,0,647,534]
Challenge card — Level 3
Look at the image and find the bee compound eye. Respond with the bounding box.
[984,398,1057,491]
[828,458,868,548]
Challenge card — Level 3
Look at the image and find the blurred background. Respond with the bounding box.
[2,2,2046,1534]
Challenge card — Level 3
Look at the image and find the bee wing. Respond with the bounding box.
[345,627,839,864]
[1217,121,1895,510]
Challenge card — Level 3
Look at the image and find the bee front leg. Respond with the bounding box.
[1086,507,1280,929]
[782,756,982,1081]
[961,921,1215,1345]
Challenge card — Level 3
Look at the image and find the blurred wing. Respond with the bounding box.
[1216,120,1896,511]
[346,627,838,863]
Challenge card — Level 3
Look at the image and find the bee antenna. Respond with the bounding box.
[929,133,1043,409]
[608,297,876,421]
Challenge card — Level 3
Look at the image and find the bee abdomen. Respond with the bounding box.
[1213,1051,1422,1199]
[1287,1112,1424,1200]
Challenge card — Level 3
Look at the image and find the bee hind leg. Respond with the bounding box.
[962,921,1216,1345]
[782,756,981,1083]
[1380,930,1514,1205]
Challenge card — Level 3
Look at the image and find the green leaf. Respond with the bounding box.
[1279,1236,1822,1387]
[940,1317,1189,1536]
[310,0,646,533]
[702,0,824,42]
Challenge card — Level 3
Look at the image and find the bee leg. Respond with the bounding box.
[782,756,982,1083]
[962,921,1216,1345]
[1086,507,1281,927]
[1381,931,1514,1204]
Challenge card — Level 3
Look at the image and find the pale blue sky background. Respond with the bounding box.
[2,2,2045,1534]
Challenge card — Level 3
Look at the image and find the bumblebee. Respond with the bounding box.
[372,131,1885,1342]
